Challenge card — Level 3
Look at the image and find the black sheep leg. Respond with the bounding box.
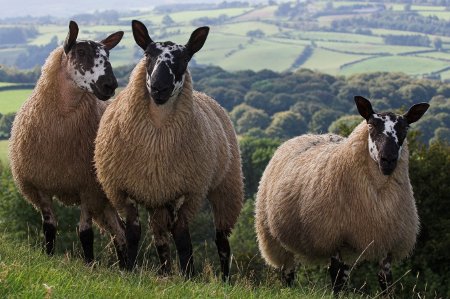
[378,253,393,294]
[78,202,94,264]
[281,265,296,287]
[125,199,141,270]
[42,208,57,256]
[171,222,194,278]
[329,252,350,295]
[215,229,231,282]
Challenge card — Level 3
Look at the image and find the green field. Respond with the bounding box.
[0,235,332,299]
[0,89,31,114]
[340,55,446,75]
[3,3,450,79]
[0,140,8,163]
[302,48,370,74]
[316,41,430,54]
[120,7,252,24]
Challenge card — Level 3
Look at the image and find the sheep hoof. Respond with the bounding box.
[79,228,94,264]
[281,270,295,287]
[42,222,56,256]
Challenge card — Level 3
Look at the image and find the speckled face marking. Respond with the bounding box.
[132,20,210,106]
[367,112,409,175]
[355,96,429,176]
[145,41,189,105]
[63,21,123,101]
[68,41,109,93]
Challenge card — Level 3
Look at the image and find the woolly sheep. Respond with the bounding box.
[94,20,244,279]
[9,21,127,268]
[255,96,429,294]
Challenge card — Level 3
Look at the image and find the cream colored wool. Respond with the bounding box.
[94,58,243,237]
[9,47,125,242]
[255,122,418,270]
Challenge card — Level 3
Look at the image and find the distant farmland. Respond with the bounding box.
[1,2,450,78]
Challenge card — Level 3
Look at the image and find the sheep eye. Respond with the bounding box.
[368,124,373,130]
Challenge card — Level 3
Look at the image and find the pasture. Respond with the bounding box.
[0,140,8,163]
[2,2,450,79]
[0,234,330,298]
[0,89,32,114]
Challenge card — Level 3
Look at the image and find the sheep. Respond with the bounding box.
[255,96,429,294]
[94,20,244,280]
[8,21,128,268]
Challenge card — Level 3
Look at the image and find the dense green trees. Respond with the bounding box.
[0,113,15,139]
[190,68,450,144]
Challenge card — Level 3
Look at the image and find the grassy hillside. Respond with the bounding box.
[0,235,334,298]
[0,89,32,114]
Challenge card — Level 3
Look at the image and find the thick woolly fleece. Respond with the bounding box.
[9,46,124,238]
[94,58,243,237]
[255,121,419,269]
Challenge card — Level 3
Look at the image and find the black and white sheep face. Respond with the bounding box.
[367,112,408,175]
[63,21,123,101]
[355,96,429,176]
[131,20,209,105]
[144,42,189,105]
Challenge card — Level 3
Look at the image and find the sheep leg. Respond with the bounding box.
[281,264,297,287]
[208,173,243,282]
[125,198,141,270]
[170,220,194,278]
[214,229,231,282]
[148,207,172,275]
[78,202,94,264]
[329,252,350,294]
[93,204,128,270]
[20,185,57,255]
[255,208,296,286]
[377,253,393,294]
[42,204,57,256]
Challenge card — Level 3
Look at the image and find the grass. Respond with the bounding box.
[340,55,446,75]
[0,82,27,88]
[120,7,252,24]
[0,235,333,298]
[438,69,450,80]
[0,140,8,163]
[216,21,282,36]
[0,89,32,114]
[233,5,278,22]
[301,48,370,74]
[199,37,306,72]
[417,10,450,20]
[416,51,450,61]
[315,41,429,54]
[293,31,384,44]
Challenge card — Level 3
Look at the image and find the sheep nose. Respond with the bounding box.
[151,85,169,94]
[380,156,397,165]
[103,80,118,94]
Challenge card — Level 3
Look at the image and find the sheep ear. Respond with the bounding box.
[404,103,430,124]
[100,31,124,51]
[354,96,375,121]
[64,20,79,54]
[186,26,209,57]
[132,20,153,51]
